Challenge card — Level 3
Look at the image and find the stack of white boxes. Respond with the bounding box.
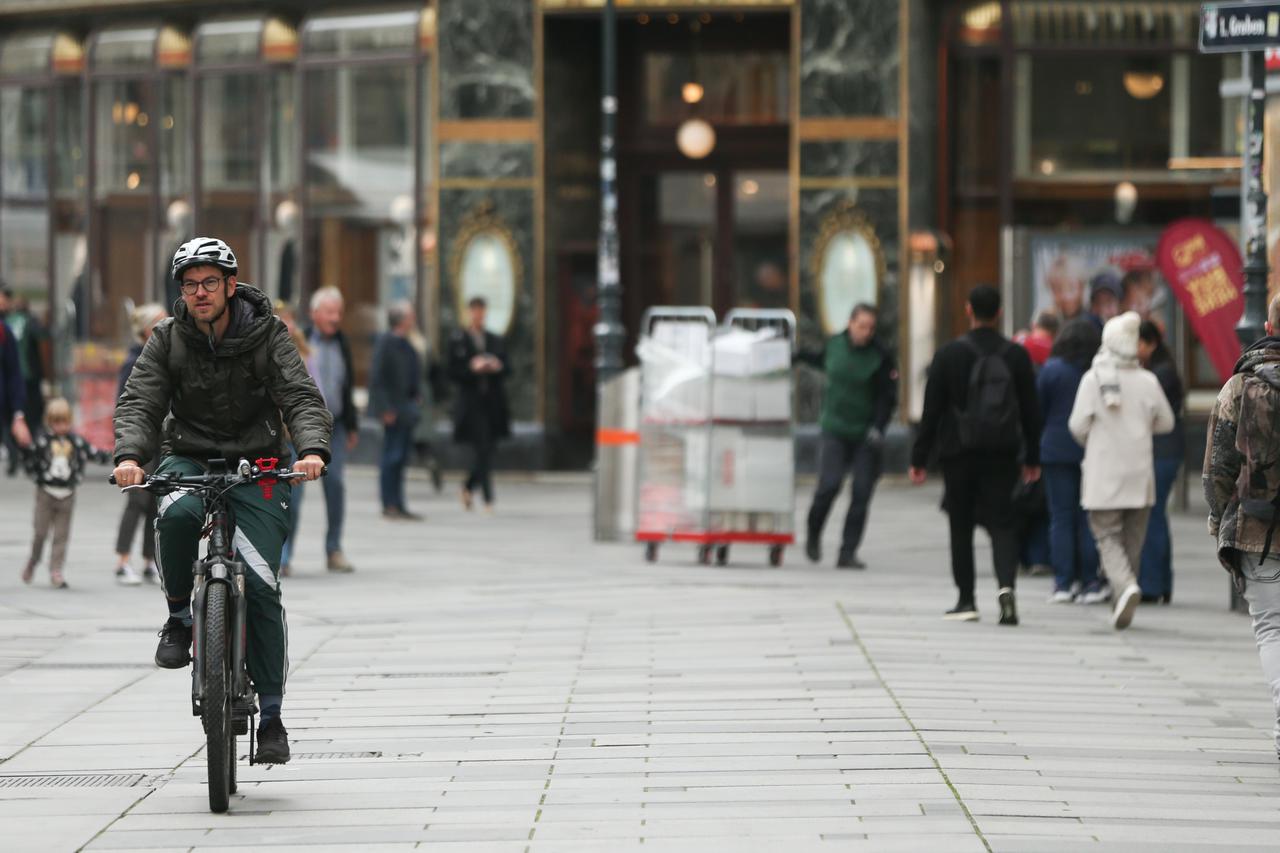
[686,327,794,519]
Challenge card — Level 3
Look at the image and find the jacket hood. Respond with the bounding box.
[1234,336,1280,379]
[172,284,276,356]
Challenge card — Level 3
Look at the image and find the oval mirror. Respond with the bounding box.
[457,228,517,336]
[818,226,881,335]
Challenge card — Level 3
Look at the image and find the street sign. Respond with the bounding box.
[1201,3,1280,52]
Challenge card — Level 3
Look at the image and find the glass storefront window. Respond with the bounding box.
[199,72,257,295]
[1023,54,1173,176]
[0,32,54,76]
[196,19,263,64]
[1,84,50,312]
[94,78,152,195]
[644,51,788,125]
[302,9,420,58]
[53,79,87,348]
[304,63,416,381]
[732,171,788,309]
[93,27,158,71]
[93,77,153,340]
[266,70,300,304]
[1017,51,1239,178]
[1,85,48,197]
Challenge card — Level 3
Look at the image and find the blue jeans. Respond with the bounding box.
[1043,463,1099,592]
[282,422,348,564]
[1139,456,1180,598]
[379,418,414,512]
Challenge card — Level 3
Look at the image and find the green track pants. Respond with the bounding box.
[154,456,292,696]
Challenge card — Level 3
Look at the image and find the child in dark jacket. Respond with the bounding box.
[20,398,110,588]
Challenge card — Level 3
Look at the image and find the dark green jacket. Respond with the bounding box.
[801,334,898,442]
[114,285,333,466]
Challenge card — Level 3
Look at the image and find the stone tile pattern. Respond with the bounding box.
[0,471,1277,851]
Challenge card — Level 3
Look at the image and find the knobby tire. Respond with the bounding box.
[204,582,232,813]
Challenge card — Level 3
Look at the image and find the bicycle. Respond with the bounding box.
[112,457,318,813]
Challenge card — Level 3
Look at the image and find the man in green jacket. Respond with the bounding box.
[803,303,898,569]
[113,237,332,764]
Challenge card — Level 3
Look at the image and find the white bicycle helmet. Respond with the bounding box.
[171,236,238,281]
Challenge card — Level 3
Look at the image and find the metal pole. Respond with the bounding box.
[594,0,622,381]
[1237,49,1269,349]
[593,0,626,542]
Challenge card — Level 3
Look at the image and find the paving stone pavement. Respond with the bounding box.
[1,467,1278,852]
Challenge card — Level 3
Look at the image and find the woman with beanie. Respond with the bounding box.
[1068,312,1175,630]
[111,302,167,585]
[1037,317,1104,604]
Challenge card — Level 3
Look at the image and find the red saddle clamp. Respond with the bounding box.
[255,457,279,500]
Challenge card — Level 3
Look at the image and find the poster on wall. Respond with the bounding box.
[1026,233,1171,331]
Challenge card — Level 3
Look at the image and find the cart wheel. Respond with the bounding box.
[769,545,784,567]
[644,542,659,563]
[715,545,729,566]
[697,545,713,565]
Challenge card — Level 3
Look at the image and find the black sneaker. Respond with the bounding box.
[154,618,192,669]
[804,535,820,564]
[943,602,979,622]
[835,552,866,570]
[997,587,1018,626]
[255,717,291,764]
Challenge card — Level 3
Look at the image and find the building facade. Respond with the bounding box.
[0,0,1249,464]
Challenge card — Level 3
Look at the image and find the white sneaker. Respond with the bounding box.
[115,564,142,586]
[1047,589,1076,603]
[1077,587,1111,605]
[142,562,159,584]
[1112,583,1142,630]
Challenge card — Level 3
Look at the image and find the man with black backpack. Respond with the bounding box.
[910,285,1042,625]
[1205,294,1280,763]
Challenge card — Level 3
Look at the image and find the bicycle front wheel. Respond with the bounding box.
[203,582,232,813]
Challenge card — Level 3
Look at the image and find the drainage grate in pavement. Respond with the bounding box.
[0,773,149,788]
[291,751,382,760]
[22,662,154,670]
[363,672,505,679]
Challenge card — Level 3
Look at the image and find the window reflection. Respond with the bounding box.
[304,64,415,383]
[645,52,787,125]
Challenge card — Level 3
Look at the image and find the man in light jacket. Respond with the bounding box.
[1068,311,1174,631]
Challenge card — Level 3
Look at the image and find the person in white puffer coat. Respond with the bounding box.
[1068,311,1175,631]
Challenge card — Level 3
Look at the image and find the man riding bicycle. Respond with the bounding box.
[113,237,332,764]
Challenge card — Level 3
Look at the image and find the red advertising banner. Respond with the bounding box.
[1156,219,1244,384]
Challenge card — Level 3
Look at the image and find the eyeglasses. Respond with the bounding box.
[180,275,226,296]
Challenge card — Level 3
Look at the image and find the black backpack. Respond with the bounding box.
[954,338,1021,452]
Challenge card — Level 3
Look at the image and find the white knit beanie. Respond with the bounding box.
[1101,311,1140,361]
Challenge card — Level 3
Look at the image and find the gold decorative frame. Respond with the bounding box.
[449,202,524,337]
[810,202,886,335]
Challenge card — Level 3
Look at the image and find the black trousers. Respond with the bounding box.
[806,432,882,556]
[114,487,157,559]
[941,453,1021,604]
[464,420,496,504]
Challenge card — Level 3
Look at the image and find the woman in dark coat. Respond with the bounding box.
[1137,320,1184,604]
[447,296,510,510]
[1037,317,1104,604]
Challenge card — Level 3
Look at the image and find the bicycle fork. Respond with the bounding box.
[190,561,253,748]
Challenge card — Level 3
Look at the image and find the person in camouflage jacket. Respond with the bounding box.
[113,236,331,765]
[1204,294,1280,763]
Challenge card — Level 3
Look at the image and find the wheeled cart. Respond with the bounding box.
[634,307,796,566]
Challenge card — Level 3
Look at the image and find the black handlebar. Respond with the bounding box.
[109,463,327,488]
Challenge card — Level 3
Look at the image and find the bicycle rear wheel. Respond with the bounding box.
[203,582,232,813]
